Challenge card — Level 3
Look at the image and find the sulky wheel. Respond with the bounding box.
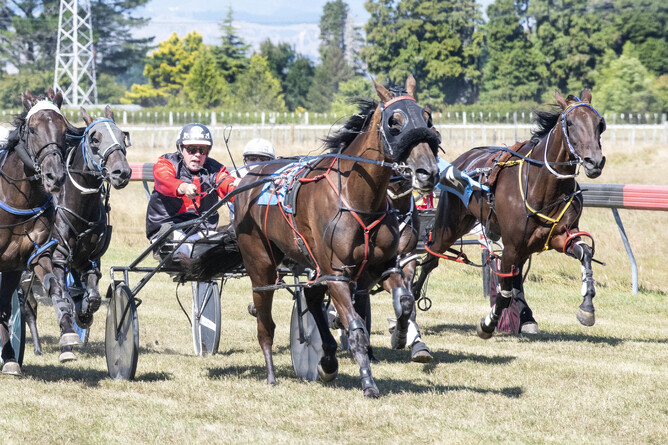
[105,284,139,380]
[289,290,323,381]
[191,281,221,356]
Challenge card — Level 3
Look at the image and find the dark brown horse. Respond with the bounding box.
[412,90,606,338]
[22,106,131,362]
[232,76,439,397]
[0,89,72,375]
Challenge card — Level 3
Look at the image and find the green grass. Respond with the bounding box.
[0,141,666,444]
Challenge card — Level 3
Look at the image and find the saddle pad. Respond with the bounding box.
[257,158,317,212]
[436,157,489,207]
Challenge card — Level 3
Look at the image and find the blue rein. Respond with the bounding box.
[66,118,117,172]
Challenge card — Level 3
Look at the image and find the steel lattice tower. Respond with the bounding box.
[54,0,98,106]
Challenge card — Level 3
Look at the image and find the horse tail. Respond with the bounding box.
[179,226,244,281]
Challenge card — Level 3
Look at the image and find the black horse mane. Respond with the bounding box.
[530,95,580,146]
[324,98,377,153]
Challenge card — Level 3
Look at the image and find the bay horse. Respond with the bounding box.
[233,75,439,397]
[0,89,72,375]
[22,106,131,362]
[412,90,606,338]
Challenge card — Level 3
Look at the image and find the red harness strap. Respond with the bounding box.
[423,232,470,264]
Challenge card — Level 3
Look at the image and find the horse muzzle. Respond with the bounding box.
[583,155,605,179]
[412,169,439,193]
[43,170,66,194]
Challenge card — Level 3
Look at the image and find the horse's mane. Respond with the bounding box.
[530,95,580,146]
[324,99,377,153]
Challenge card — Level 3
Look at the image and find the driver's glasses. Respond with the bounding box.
[184,146,209,156]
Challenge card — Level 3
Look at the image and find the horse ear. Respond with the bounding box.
[104,105,115,121]
[405,74,416,97]
[580,89,592,103]
[373,78,393,103]
[555,90,567,109]
[53,90,63,109]
[21,91,34,111]
[81,107,93,125]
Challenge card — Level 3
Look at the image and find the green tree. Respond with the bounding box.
[0,1,152,75]
[213,7,249,84]
[259,39,295,84]
[235,54,286,111]
[591,44,654,113]
[330,77,375,115]
[527,0,614,93]
[0,70,52,107]
[284,55,314,111]
[321,0,348,50]
[363,0,484,106]
[123,31,203,106]
[307,46,352,112]
[184,46,228,108]
[480,0,546,103]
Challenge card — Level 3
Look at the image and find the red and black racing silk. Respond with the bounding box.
[146,152,235,240]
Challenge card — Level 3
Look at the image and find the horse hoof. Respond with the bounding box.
[2,361,22,376]
[59,333,84,348]
[520,322,541,335]
[317,363,338,382]
[411,341,434,363]
[477,320,494,340]
[59,351,77,363]
[87,295,101,314]
[363,386,380,398]
[390,329,407,349]
[577,309,595,327]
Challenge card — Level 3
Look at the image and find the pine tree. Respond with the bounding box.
[213,7,250,84]
[235,54,286,111]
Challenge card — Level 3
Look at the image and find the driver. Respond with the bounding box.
[146,123,239,257]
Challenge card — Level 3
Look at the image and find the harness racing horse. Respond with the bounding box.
[0,89,71,375]
[233,76,439,397]
[22,106,131,362]
[412,90,606,338]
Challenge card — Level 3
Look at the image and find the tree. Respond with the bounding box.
[321,0,349,50]
[330,77,375,115]
[362,0,484,106]
[234,54,286,111]
[480,0,546,103]
[307,46,352,112]
[213,7,249,84]
[123,31,203,106]
[284,55,314,111]
[259,39,295,85]
[0,0,152,76]
[184,46,228,108]
[0,70,52,107]
[591,45,654,113]
[527,0,614,93]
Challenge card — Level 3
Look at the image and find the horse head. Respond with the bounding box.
[80,105,132,189]
[555,89,606,178]
[20,88,68,193]
[373,75,440,193]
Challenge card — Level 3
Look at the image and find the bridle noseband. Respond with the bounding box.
[544,100,602,179]
[19,102,66,179]
[66,118,129,194]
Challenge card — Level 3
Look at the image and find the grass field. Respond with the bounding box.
[0,132,666,444]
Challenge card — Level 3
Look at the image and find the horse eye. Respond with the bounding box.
[599,119,606,133]
[29,126,36,134]
[566,120,573,127]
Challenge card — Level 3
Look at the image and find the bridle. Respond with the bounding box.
[65,118,129,194]
[543,100,603,179]
[14,101,66,181]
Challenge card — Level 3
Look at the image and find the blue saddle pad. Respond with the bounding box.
[436,158,489,207]
[256,158,317,213]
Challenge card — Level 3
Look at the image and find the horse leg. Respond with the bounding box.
[0,271,22,375]
[303,286,339,381]
[77,267,102,327]
[511,267,540,334]
[352,287,376,363]
[406,302,433,362]
[327,280,378,398]
[35,259,82,361]
[567,240,596,326]
[253,286,277,385]
[385,272,415,350]
[477,252,518,339]
[20,284,42,355]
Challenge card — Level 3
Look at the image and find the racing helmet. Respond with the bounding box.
[176,123,213,150]
[243,138,275,160]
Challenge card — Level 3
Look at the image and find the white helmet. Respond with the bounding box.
[176,123,213,149]
[243,138,275,160]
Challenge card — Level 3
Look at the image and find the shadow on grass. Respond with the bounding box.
[366,345,516,366]
[22,364,109,386]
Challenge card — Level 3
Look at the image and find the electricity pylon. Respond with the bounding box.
[54,0,98,106]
